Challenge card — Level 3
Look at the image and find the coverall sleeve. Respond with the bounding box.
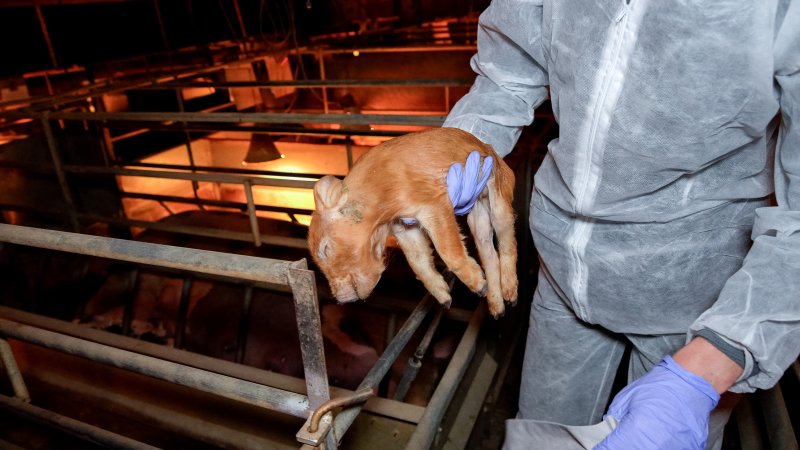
[443,0,550,157]
[689,2,800,393]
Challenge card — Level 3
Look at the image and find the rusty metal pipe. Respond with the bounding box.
[1,111,446,128]
[0,395,157,450]
[0,338,30,402]
[0,224,297,285]
[0,318,311,418]
[307,388,373,433]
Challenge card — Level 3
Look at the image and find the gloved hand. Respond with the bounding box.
[594,356,720,450]
[447,150,494,215]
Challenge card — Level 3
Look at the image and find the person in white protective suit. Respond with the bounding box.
[442,0,800,449]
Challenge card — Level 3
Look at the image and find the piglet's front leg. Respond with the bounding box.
[391,222,452,307]
[418,209,487,297]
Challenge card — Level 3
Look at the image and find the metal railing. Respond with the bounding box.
[0,223,486,449]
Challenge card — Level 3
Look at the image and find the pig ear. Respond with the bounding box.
[313,175,348,211]
[371,224,391,261]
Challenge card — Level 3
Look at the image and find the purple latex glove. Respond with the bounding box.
[447,150,494,215]
[594,356,720,450]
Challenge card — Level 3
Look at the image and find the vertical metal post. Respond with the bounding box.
[35,1,58,69]
[317,50,329,114]
[444,86,451,113]
[121,269,140,337]
[243,180,262,247]
[175,89,203,206]
[174,276,193,349]
[345,136,353,170]
[235,285,253,364]
[41,115,80,232]
[153,0,170,50]
[287,260,330,411]
[232,0,247,39]
[0,338,31,402]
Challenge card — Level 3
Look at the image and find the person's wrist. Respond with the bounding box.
[672,337,743,394]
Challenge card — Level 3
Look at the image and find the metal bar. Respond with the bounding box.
[287,261,330,410]
[243,180,262,247]
[65,165,317,189]
[0,338,30,402]
[346,137,353,169]
[393,308,444,401]
[174,276,193,349]
[318,50,329,114]
[35,1,58,68]
[147,78,474,89]
[119,191,312,216]
[0,305,424,424]
[0,224,296,285]
[75,213,310,250]
[153,0,169,50]
[328,295,437,445]
[308,388,373,433]
[0,395,158,450]
[116,161,330,180]
[102,121,407,138]
[120,268,140,337]
[0,318,311,417]
[235,285,253,364]
[404,304,487,450]
[304,45,476,55]
[175,88,204,205]
[41,116,80,232]
[2,111,446,127]
[31,371,290,450]
[232,0,246,38]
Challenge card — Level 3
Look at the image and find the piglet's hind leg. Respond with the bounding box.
[392,223,452,307]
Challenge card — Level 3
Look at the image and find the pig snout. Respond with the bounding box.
[330,272,380,303]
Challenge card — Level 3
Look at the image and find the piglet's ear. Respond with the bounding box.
[313,175,347,211]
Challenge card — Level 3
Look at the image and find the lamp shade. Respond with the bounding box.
[244,134,282,164]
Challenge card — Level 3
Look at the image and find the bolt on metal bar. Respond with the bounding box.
[0,338,30,402]
[404,303,487,450]
[0,395,158,450]
[393,308,445,402]
[0,224,296,285]
[0,318,311,418]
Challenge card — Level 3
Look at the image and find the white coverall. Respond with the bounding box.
[444,0,800,448]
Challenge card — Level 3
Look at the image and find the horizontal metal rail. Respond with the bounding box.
[0,318,311,418]
[149,78,474,89]
[0,224,297,285]
[0,306,424,424]
[120,191,313,216]
[0,395,158,450]
[64,164,319,190]
[0,110,446,128]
